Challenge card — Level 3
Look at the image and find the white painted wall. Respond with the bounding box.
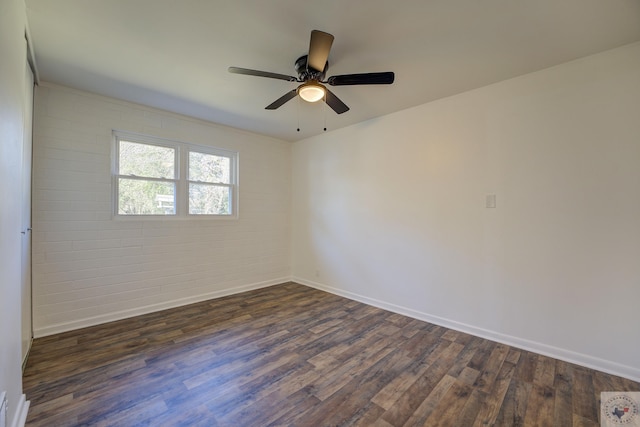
[291,42,640,381]
[0,0,31,424]
[32,83,291,336]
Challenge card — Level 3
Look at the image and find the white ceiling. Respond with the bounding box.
[25,0,640,142]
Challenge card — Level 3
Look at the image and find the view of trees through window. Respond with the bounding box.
[118,141,176,215]
[116,137,235,216]
[188,152,231,215]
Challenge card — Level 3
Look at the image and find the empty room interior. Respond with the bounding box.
[2,0,640,426]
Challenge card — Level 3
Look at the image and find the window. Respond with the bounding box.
[117,140,177,215]
[188,151,232,215]
[113,131,237,217]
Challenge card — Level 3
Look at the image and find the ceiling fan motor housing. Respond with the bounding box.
[295,55,328,81]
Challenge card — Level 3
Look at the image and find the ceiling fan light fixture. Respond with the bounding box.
[298,81,325,103]
[229,30,394,114]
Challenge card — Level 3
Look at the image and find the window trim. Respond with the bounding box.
[112,130,238,219]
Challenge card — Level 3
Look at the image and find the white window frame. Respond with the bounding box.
[112,131,238,219]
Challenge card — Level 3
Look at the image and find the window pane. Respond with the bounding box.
[189,183,230,215]
[118,178,175,215]
[119,141,175,179]
[189,151,230,183]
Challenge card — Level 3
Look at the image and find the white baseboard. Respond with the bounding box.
[293,276,640,383]
[11,395,29,427]
[22,338,32,373]
[34,277,290,338]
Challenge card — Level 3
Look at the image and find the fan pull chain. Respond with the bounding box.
[323,93,327,131]
[297,96,301,132]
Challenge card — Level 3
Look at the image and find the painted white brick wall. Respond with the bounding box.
[32,83,292,337]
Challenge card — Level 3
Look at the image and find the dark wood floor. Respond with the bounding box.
[24,283,639,426]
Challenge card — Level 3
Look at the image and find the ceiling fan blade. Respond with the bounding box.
[307,30,334,72]
[327,72,395,86]
[265,90,298,110]
[324,88,349,114]
[228,67,297,82]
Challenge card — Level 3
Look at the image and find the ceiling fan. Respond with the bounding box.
[228,30,395,114]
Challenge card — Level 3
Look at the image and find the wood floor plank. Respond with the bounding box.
[348,402,387,427]
[472,358,517,426]
[380,342,465,426]
[403,374,457,426]
[23,282,640,426]
[296,348,407,426]
[572,367,600,424]
[474,342,510,393]
[423,379,474,427]
[522,384,555,427]
[514,350,539,383]
[224,364,321,424]
[447,335,482,378]
[534,354,557,388]
[456,388,486,426]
